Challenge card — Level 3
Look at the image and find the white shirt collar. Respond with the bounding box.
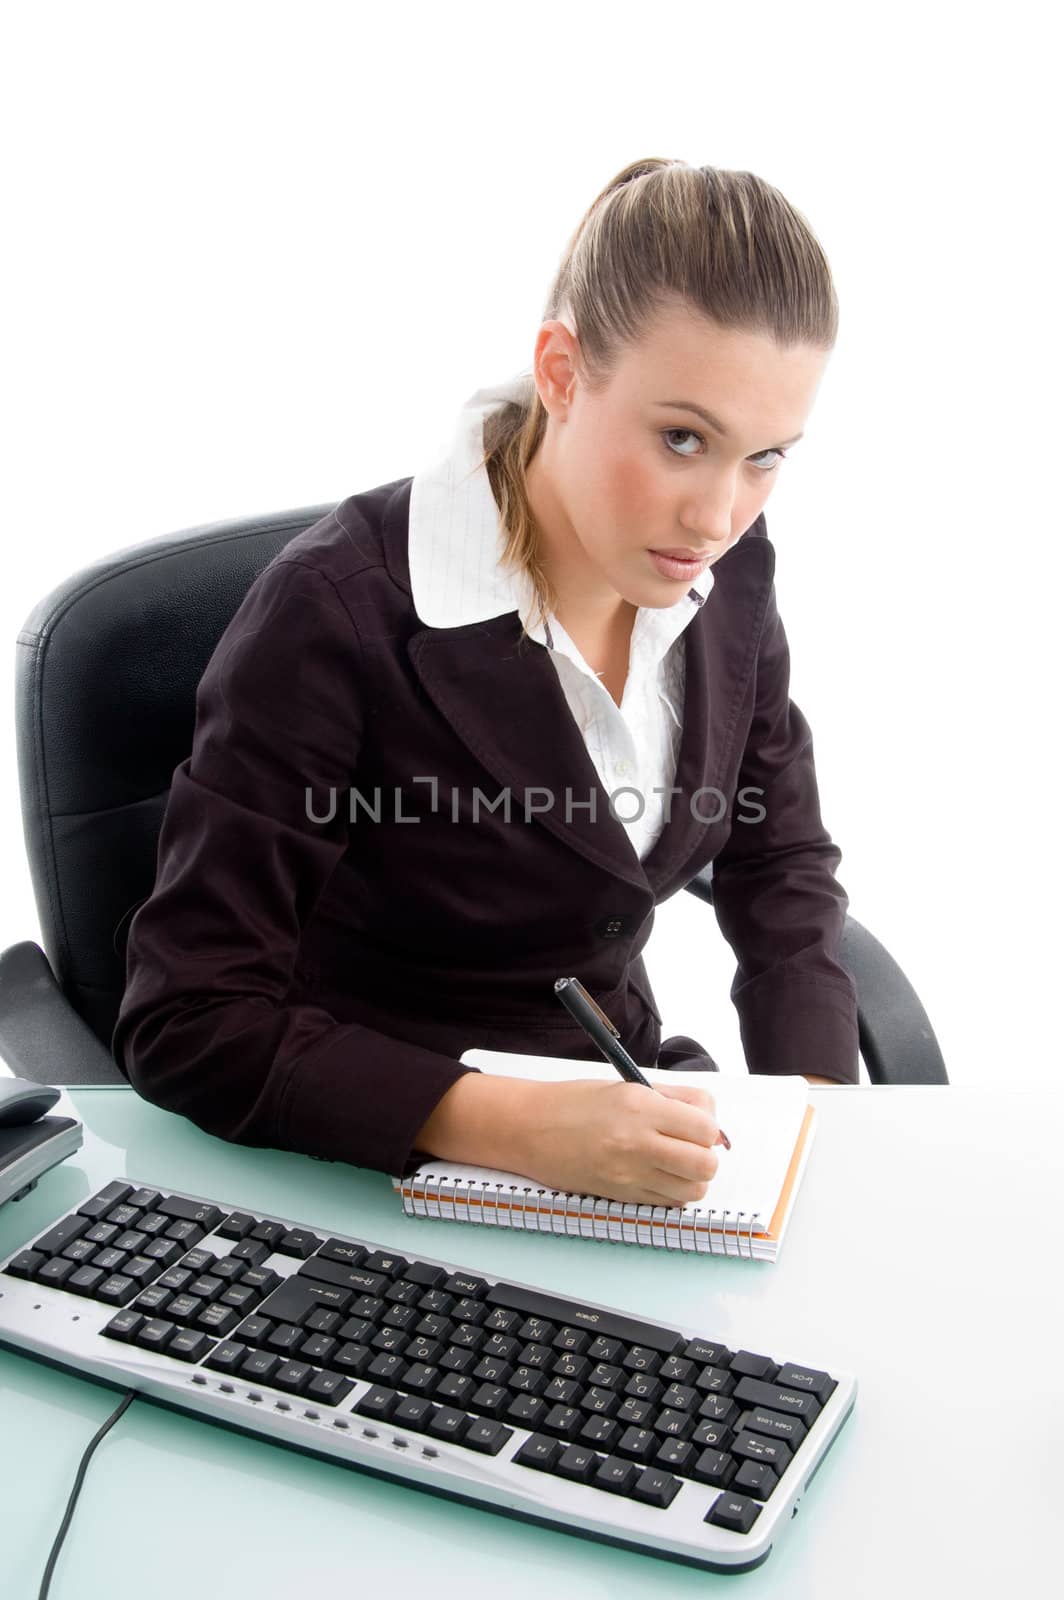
[407,370,713,644]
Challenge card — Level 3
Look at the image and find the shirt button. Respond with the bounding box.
[615,760,631,777]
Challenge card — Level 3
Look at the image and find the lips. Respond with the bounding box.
[651,548,709,560]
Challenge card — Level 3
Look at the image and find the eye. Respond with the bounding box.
[660,429,789,471]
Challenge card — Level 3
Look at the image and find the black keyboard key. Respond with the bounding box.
[257,1276,348,1326]
[4,1250,45,1280]
[198,1304,241,1338]
[542,1376,580,1406]
[518,1316,557,1345]
[250,1221,287,1249]
[165,1221,205,1249]
[216,1213,256,1239]
[237,1314,273,1347]
[485,1283,684,1356]
[31,1213,92,1258]
[92,1248,127,1274]
[123,1256,163,1285]
[102,1309,143,1342]
[579,1414,621,1451]
[624,1373,663,1405]
[142,1240,183,1269]
[355,1385,398,1420]
[272,1360,314,1394]
[76,1182,133,1219]
[393,1394,436,1431]
[655,1408,694,1440]
[470,1383,509,1419]
[692,1448,735,1487]
[106,1205,142,1229]
[542,1404,583,1440]
[594,1455,639,1496]
[515,1433,562,1473]
[67,1265,107,1297]
[112,1229,148,1255]
[59,1240,97,1264]
[435,1372,475,1407]
[333,1343,373,1377]
[302,1369,352,1408]
[241,1350,280,1382]
[229,1240,271,1267]
[655,1437,697,1475]
[367,1353,406,1386]
[156,1195,225,1230]
[203,1341,247,1374]
[363,1250,408,1277]
[462,1419,512,1455]
[729,1350,778,1381]
[617,1425,657,1462]
[587,1335,624,1363]
[299,1258,386,1297]
[308,1240,363,1273]
[695,1365,735,1396]
[732,1377,821,1423]
[740,1406,808,1447]
[95,1274,139,1306]
[134,1318,177,1352]
[403,1363,441,1396]
[733,1459,779,1500]
[692,1418,733,1452]
[697,1393,740,1426]
[684,1339,732,1366]
[132,1285,172,1316]
[616,1396,653,1428]
[426,1406,471,1442]
[169,1330,214,1363]
[632,1467,682,1509]
[705,1491,762,1534]
[300,1333,338,1366]
[506,1394,547,1429]
[555,1444,602,1483]
[774,1363,837,1402]
[276,1230,323,1259]
[127,1188,163,1211]
[444,1273,489,1300]
[552,1326,590,1354]
[732,1429,793,1475]
[162,1292,202,1323]
[661,1382,698,1412]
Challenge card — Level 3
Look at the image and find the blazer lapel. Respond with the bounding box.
[389,477,775,898]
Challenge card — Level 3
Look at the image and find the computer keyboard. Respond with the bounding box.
[0,1178,856,1574]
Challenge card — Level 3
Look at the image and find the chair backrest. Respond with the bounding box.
[14,502,338,1047]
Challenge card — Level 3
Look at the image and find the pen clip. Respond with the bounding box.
[567,977,620,1038]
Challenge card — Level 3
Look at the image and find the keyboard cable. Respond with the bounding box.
[38,1388,138,1600]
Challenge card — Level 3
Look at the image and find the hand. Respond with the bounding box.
[802,1074,843,1086]
[515,1078,723,1207]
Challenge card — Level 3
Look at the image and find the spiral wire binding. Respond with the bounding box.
[406,1172,764,1255]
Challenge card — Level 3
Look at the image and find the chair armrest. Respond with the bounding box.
[0,941,127,1085]
[681,875,949,1084]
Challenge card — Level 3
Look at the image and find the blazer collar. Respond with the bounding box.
[383,478,775,900]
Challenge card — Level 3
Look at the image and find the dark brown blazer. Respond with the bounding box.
[112,475,859,1178]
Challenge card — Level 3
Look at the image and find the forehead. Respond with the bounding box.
[609,304,827,426]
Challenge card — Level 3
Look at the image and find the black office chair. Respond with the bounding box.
[0,500,948,1089]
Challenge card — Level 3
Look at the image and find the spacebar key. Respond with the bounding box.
[484,1283,684,1355]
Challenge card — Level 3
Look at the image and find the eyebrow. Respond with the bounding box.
[653,399,804,449]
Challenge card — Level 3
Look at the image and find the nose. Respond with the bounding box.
[679,481,739,549]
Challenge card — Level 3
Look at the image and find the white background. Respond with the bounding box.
[1,0,1059,1086]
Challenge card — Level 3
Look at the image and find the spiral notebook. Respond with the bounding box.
[391,1051,817,1261]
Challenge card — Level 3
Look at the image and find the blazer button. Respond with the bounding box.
[597,915,630,939]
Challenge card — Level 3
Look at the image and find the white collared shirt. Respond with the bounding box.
[407,371,714,863]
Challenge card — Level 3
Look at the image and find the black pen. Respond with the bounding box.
[553,976,730,1149]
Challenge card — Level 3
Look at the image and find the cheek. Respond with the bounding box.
[605,453,659,521]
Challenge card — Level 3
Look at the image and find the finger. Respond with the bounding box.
[650,1133,720,1188]
[649,1084,719,1147]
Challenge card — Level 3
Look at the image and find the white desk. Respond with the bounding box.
[0,1083,1061,1598]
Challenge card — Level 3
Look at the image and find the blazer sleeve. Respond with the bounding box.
[111,555,479,1176]
[709,579,860,1084]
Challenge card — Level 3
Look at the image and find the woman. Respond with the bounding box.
[113,158,859,1208]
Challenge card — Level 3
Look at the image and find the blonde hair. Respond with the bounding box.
[475,157,839,641]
